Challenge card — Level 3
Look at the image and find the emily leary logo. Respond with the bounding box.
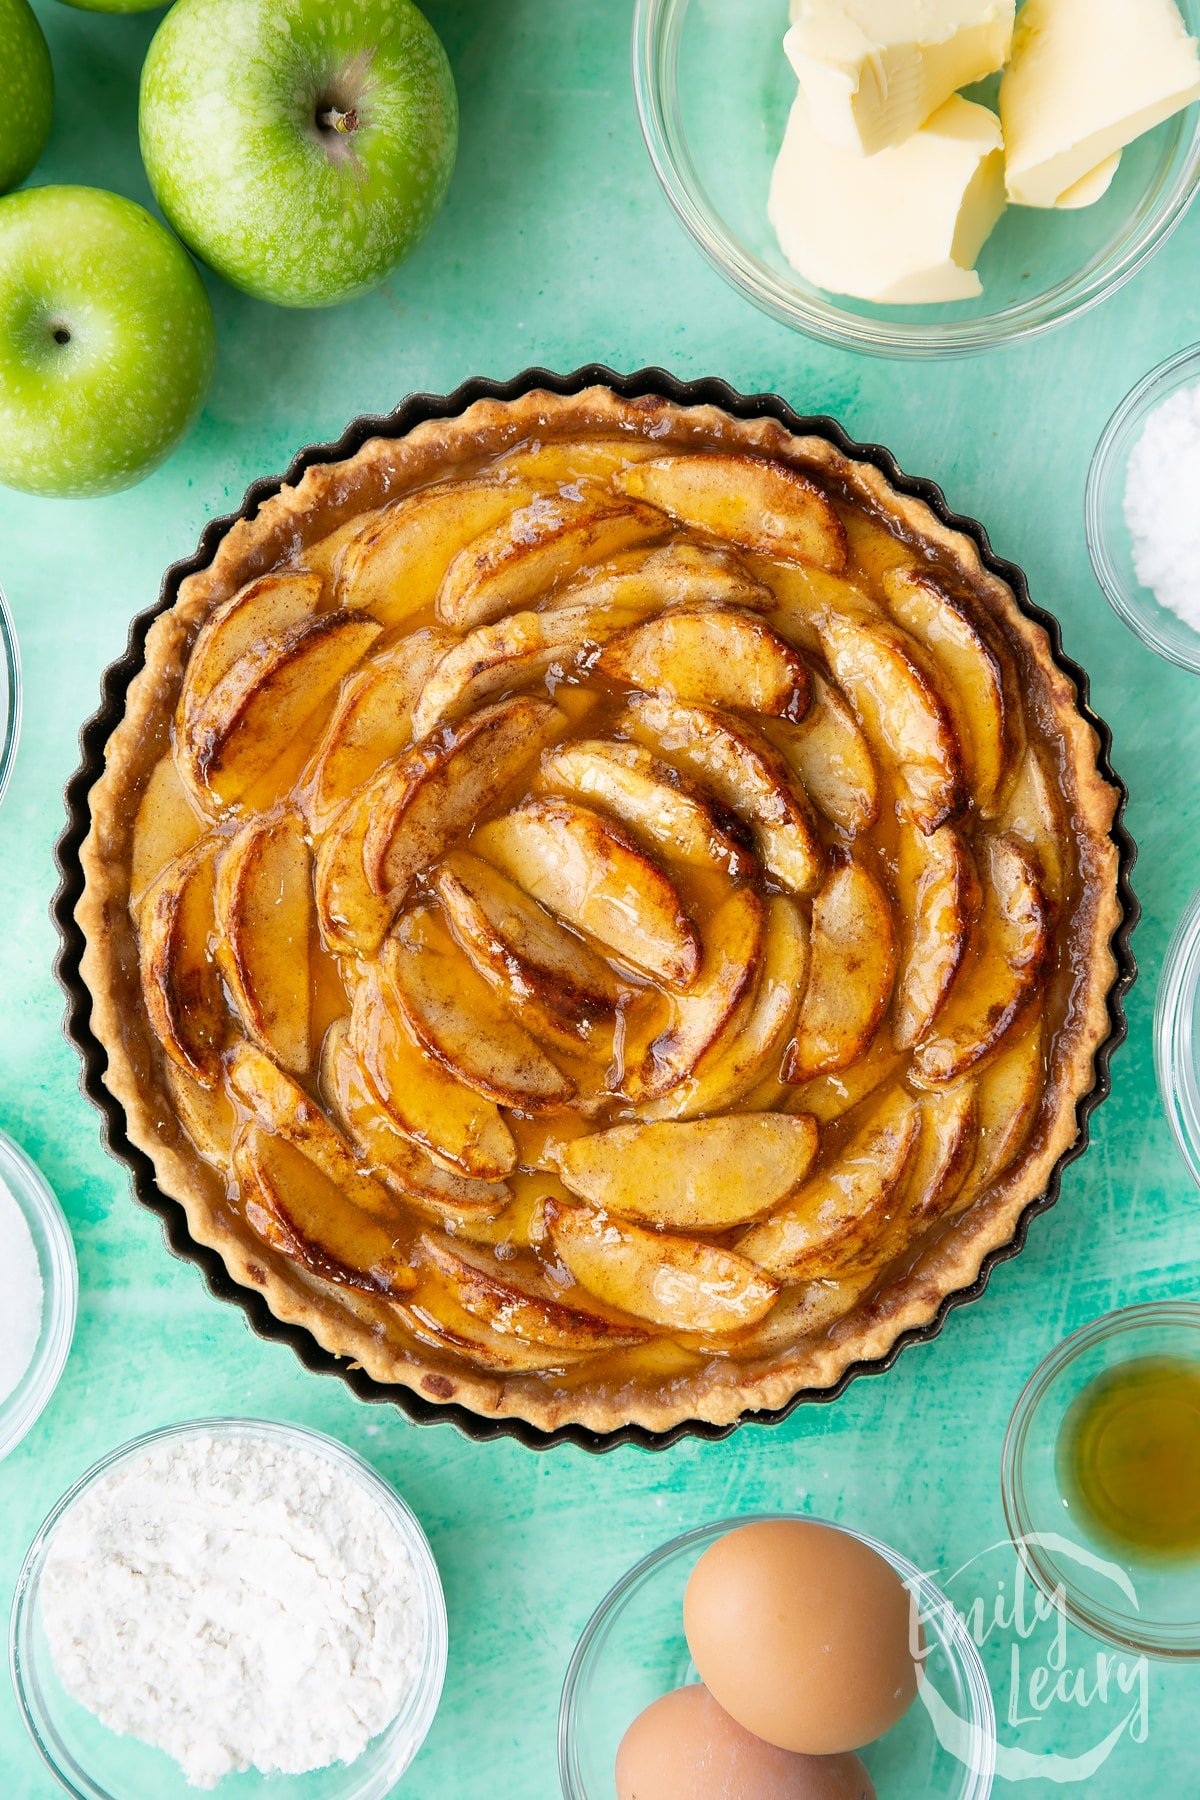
[910,1536,1149,1784]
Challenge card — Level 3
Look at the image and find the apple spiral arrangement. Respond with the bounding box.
[124,413,1096,1426]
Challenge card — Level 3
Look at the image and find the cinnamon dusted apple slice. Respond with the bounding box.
[712,1268,876,1356]
[618,453,848,573]
[363,695,563,904]
[180,613,382,812]
[913,834,1049,1085]
[350,970,517,1181]
[383,910,575,1111]
[337,479,530,629]
[308,631,452,832]
[817,611,964,834]
[624,694,824,895]
[785,857,896,1084]
[769,673,878,837]
[138,837,226,1087]
[537,740,748,875]
[132,753,204,906]
[163,1060,235,1164]
[419,1235,648,1352]
[437,494,667,631]
[763,562,879,653]
[972,1023,1044,1189]
[554,1114,819,1231]
[783,1037,904,1127]
[542,1199,779,1333]
[998,745,1067,906]
[739,1088,921,1282]
[214,809,312,1074]
[397,1275,593,1373]
[552,539,774,616]
[874,1085,979,1268]
[623,886,765,1102]
[893,825,980,1052]
[475,796,700,987]
[176,569,322,735]
[885,567,1021,816]
[597,608,811,720]
[313,769,395,957]
[234,1125,416,1298]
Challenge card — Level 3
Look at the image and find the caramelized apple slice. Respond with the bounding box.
[307,631,452,832]
[785,857,896,1084]
[397,1276,592,1373]
[177,570,322,734]
[543,1199,779,1333]
[131,754,204,906]
[363,695,563,904]
[163,1060,235,1164]
[739,1089,920,1281]
[769,672,878,836]
[714,1269,876,1356]
[913,835,1048,1085]
[763,562,879,653]
[214,810,312,1074]
[618,453,847,572]
[624,694,824,895]
[419,1234,648,1352]
[818,611,964,834]
[783,1038,904,1127]
[313,770,396,957]
[350,971,517,1181]
[492,435,664,486]
[893,825,979,1052]
[437,494,666,631]
[337,479,528,629]
[597,608,810,719]
[138,838,226,1086]
[537,740,748,874]
[876,1085,979,1267]
[475,796,700,988]
[552,539,774,615]
[998,745,1067,906]
[554,1114,818,1231]
[383,912,574,1110]
[234,1125,416,1298]
[973,1023,1044,1188]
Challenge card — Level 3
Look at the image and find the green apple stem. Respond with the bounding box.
[317,106,359,136]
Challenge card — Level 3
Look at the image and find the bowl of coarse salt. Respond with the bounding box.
[10,1418,447,1800]
[0,1128,77,1462]
[1087,342,1200,675]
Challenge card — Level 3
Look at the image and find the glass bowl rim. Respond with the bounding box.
[1154,882,1200,1190]
[9,1414,449,1800]
[1000,1300,1200,1658]
[0,580,22,811]
[0,1128,78,1464]
[631,0,1200,359]
[1085,341,1200,675]
[557,1509,997,1799]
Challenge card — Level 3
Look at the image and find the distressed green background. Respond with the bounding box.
[1,3,1198,1795]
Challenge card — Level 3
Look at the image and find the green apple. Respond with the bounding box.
[139,0,458,308]
[0,187,216,497]
[0,0,53,194]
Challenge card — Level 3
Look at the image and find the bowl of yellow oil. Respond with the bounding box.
[1002,1303,1200,1658]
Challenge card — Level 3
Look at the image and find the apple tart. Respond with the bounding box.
[77,386,1125,1435]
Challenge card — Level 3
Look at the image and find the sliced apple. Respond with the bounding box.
[762,561,879,653]
[537,739,748,874]
[998,745,1067,906]
[818,610,964,834]
[893,825,980,1052]
[543,1199,779,1333]
[397,1275,592,1373]
[163,1060,235,1163]
[474,795,700,987]
[437,494,667,631]
[138,837,226,1086]
[618,453,847,572]
[307,631,452,832]
[362,694,562,904]
[913,834,1049,1085]
[739,1088,920,1281]
[877,1085,979,1267]
[973,1023,1044,1189]
[132,753,204,906]
[177,570,322,735]
[624,693,824,895]
[492,435,665,487]
[784,1037,905,1127]
[597,608,810,720]
[768,672,878,837]
[337,478,529,629]
[712,1268,877,1357]
[214,809,312,1074]
[552,538,775,616]
[419,1234,648,1352]
[313,770,396,957]
[785,857,896,1084]
[383,911,574,1110]
[554,1113,818,1231]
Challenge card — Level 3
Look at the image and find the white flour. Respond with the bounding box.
[41,1431,425,1789]
[0,1175,43,1405]
[1124,381,1200,634]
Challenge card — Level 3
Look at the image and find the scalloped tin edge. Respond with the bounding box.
[51,365,1140,1454]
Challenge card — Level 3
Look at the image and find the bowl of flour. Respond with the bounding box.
[0,1127,77,1462]
[10,1419,447,1799]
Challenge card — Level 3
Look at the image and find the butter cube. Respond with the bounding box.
[1001,0,1200,208]
[784,1,1015,156]
[769,92,1005,303]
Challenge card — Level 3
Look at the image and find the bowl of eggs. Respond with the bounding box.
[559,1514,996,1799]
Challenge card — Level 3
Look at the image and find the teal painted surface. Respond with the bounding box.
[0,3,1197,1795]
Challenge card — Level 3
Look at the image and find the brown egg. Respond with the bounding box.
[683,1520,919,1754]
[615,1684,877,1800]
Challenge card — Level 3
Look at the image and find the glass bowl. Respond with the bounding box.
[0,1129,77,1463]
[632,0,1200,358]
[1156,883,1200,1190]
[0,581,21,809]
[1086,342,1200,674]
[10,1418,448,1800]
[559,1513,996,1798]
[1001,1303,1200,1659]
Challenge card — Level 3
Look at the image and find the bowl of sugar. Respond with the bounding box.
[0,1128,77,1462]
[1087,342,1200,674]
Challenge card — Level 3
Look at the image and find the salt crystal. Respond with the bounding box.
[1123,382,1200,635]
[0,1176,44,1405]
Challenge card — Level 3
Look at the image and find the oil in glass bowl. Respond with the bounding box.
[1057,1357,1200,1561]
